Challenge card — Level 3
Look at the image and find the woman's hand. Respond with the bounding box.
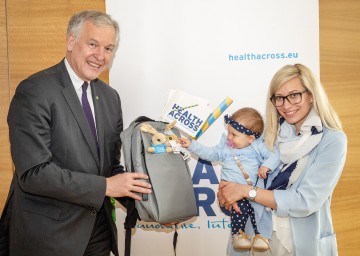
[217,181,246,211]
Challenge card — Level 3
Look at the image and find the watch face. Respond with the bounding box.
[249,190,256,198]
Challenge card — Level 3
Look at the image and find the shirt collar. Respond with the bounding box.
[64,58,89,90]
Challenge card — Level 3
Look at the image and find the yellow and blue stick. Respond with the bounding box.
[194,97,233,140]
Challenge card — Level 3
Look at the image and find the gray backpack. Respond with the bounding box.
[120,116,197,256]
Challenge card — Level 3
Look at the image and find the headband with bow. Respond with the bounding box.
[224,114,261,139]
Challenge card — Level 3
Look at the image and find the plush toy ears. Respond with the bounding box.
[164,120,177,135]
[140,123,158,135]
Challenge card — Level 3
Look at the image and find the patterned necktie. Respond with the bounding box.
[82,82,98,146]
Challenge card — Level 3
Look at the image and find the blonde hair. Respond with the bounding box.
[232,107,264,135]
[264,63,342,149]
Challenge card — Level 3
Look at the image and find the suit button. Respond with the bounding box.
[91,209,97,215]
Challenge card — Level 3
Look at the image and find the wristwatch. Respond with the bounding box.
[248,186,257,201]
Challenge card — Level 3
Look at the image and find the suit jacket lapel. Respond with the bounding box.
[91,80,105,175]
[57,61,100,168]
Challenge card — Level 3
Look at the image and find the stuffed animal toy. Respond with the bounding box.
[164,120,179,144]
[140,123,173,154]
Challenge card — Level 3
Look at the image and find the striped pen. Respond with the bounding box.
[175,104,199,111]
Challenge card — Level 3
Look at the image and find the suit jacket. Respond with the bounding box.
[0,59,123,256]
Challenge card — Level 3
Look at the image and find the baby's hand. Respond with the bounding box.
[178,137,191,148]
[258,166,270,179]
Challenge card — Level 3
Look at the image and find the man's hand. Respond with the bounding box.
[105,172,152,201]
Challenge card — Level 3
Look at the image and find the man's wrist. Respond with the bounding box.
[105,177,112,197]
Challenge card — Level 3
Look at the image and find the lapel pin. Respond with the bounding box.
[96,96,99,100]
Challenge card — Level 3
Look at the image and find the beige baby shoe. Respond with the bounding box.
[252,234,270,252]
[233,230,252,250]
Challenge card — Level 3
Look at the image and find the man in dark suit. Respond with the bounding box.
[0,10,151,256]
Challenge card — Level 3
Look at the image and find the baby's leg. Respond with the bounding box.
[231,199,249,235]
[247,202,260,235]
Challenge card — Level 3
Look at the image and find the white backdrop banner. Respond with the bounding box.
[106,1,319,255]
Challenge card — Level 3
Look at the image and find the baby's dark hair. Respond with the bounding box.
[231,107,264,135]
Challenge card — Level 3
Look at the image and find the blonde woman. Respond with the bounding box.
[218,63,347,256]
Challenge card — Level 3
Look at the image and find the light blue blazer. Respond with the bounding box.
[227,127,347,256]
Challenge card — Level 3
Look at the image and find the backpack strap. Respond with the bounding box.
[124,116,153,256]
[173,226,178,256]
[124,198,138,256]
